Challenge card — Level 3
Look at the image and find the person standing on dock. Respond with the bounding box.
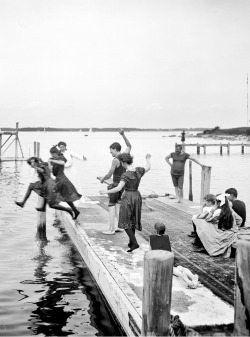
[57,141,87,206]
[97,129,132,235]
[100,153,151,252]
[165,145,205,203]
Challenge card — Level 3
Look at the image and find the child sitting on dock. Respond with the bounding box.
[188,194,216,240]
[149,222,200,289]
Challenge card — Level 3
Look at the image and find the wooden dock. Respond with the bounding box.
[176,142,250,154]
[53,195,250,336]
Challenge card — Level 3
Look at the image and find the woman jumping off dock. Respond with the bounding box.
[100,153,151,252]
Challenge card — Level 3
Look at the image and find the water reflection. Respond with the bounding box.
[20,224,123,336]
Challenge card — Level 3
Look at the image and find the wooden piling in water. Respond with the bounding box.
[15,122,19,161]
[200,166,211,203]
[189,160,193,201]
[37,196,46,229]
[234,240,250,336]
[241,143,244,154]
[227,143,230,154]
[142,250,174,336]
[220,143,223,155]
[203,145,206,154]
[197,143,200,154]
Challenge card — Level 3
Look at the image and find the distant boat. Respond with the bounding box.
[85,127,93,136]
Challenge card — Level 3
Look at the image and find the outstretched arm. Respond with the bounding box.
[145,154,151,173]
[97,158,119,183]
[165,154,172,167]
[118,128,131,153]
[189,156,205,168]
[69,150,87,162]
[100,181,125,195]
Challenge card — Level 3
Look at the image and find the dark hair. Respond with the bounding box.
[50,146,60,154]
[110,142,121,152]
[218,198,234,230]
[154,222,166,235]
[27,157,40,165]
[58,141,67,147]
[118,153,133,165]
[225,188,238,198]
[204,194,216,204]
[176,145,182,150]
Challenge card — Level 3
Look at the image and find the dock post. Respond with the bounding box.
[203,145,206,154]
[220,143,223,155]
[15,122,19,161]
[142,250,174,336]
[241,143,244,154]
[37,142,40,158]
[197,143,200,155]
[34,142,37,156]
[234,240,250,336]
[200,166,211,203]
[37,196,46,230]
[227,143,230,155]
[189,160,193,201]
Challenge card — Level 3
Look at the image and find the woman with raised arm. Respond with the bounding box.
[100,153,151,252]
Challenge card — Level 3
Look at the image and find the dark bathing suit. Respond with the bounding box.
[108,159,125,206]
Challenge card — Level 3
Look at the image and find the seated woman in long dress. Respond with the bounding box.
[58,141,87,205]
[100,153,151,253]
[193,194,242,258]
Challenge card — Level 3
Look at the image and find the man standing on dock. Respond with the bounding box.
[165,145,205,203]
[97,129,132,234]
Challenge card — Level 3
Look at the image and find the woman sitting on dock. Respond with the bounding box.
[193,194,242,258]
[100,153,151,252]
[48,146,82,219]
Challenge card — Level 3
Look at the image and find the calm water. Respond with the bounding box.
[1,131,249,335]
[0,162,122,336]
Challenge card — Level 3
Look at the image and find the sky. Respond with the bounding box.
[0,0,250,129]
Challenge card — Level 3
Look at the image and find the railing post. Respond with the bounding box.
[200,166,212,203]
[189,160,193,201]
[37,142,40,158]
[203,145,206,154]
[142,250,174,336]
[227,143,230,155]
[234,240,250,336]
[220,143,223,155]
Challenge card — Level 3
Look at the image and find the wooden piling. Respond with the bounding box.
[220,143,223,155]
[142,250,174,336]
[189,160,193,201]
[34,141,37,156]
[234,240,250,336]
[200,166,212,203]
[241,143,244,154]
[203,145,206,154]
[227,143,230,154]
[37,196,46,229]
[197,143,200,154]
[37,142,40,158]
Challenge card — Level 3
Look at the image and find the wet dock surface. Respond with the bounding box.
[88,195,236,305]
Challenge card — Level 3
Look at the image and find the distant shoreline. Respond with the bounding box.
[0,127,205,132]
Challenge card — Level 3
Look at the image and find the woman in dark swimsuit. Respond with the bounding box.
[48,146,82,219]
[100,153,151,252]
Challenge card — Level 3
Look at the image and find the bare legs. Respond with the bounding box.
[102,206,116,234]
[174,187,183,203]
[15,183,35,208]
[125,228,139,252]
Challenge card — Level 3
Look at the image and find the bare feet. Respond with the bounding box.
[15,201,24,208]
[102,229,115,235]
[36,206,46,212]
[115,228,124,232]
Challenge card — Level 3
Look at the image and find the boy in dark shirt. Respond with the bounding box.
[225,188,246,227]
